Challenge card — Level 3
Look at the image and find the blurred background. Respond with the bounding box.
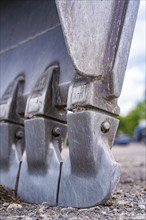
[116,0,146,145]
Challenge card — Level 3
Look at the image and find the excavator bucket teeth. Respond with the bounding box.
[0,0,140,207]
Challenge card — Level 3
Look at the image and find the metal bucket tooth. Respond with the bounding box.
[0,75,25,192]
[58,110,121,208]
[0,123,24,192]
[18,118,66,204]
[17,65,67,204]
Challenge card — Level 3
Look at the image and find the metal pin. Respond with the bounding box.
[15,130,23,139]
[52,127,61,137]
[101,121,110,133]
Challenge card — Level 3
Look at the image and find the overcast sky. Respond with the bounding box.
[118,0,145,116]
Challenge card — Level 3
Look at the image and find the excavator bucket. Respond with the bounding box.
[0,0,140,208]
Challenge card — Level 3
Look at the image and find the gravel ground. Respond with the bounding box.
[0,143,145,220]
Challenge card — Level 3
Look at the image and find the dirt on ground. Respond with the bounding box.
[0,143,145,220]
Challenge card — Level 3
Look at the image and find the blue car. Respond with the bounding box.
[114,134,132,145]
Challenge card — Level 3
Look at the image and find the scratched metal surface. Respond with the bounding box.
[56,0,140,97]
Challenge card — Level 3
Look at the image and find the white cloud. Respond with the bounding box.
[118,67,145,115]
[118,1,145,116]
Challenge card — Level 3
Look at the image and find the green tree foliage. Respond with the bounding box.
[117,100,146,136]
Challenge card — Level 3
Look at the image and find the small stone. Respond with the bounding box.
[102,211,106,215]
[78,208,88,212]
[124,193,129,197]
[95,206,100,210]
[117,209,122,213]
[60,207,69,212]
[39,206,45,213]
[128,203,134,208]
[28,212,34,217]
[104,200,114,206]
[67,207,76,211]
[39,213,49,218]
[89,207,95,211]
[112,195,117,199]
[2,202,9,207]
[138,204,145,210]
[118,200,128,206]
[116,190,123,195]
[7,203,22,210]
[126,208,133,212]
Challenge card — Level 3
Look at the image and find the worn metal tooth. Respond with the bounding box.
[0,123,25,192]
[17,117,66,204]
[58,110,121,208]
[17,65,67,204]
[0,76,25,192]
